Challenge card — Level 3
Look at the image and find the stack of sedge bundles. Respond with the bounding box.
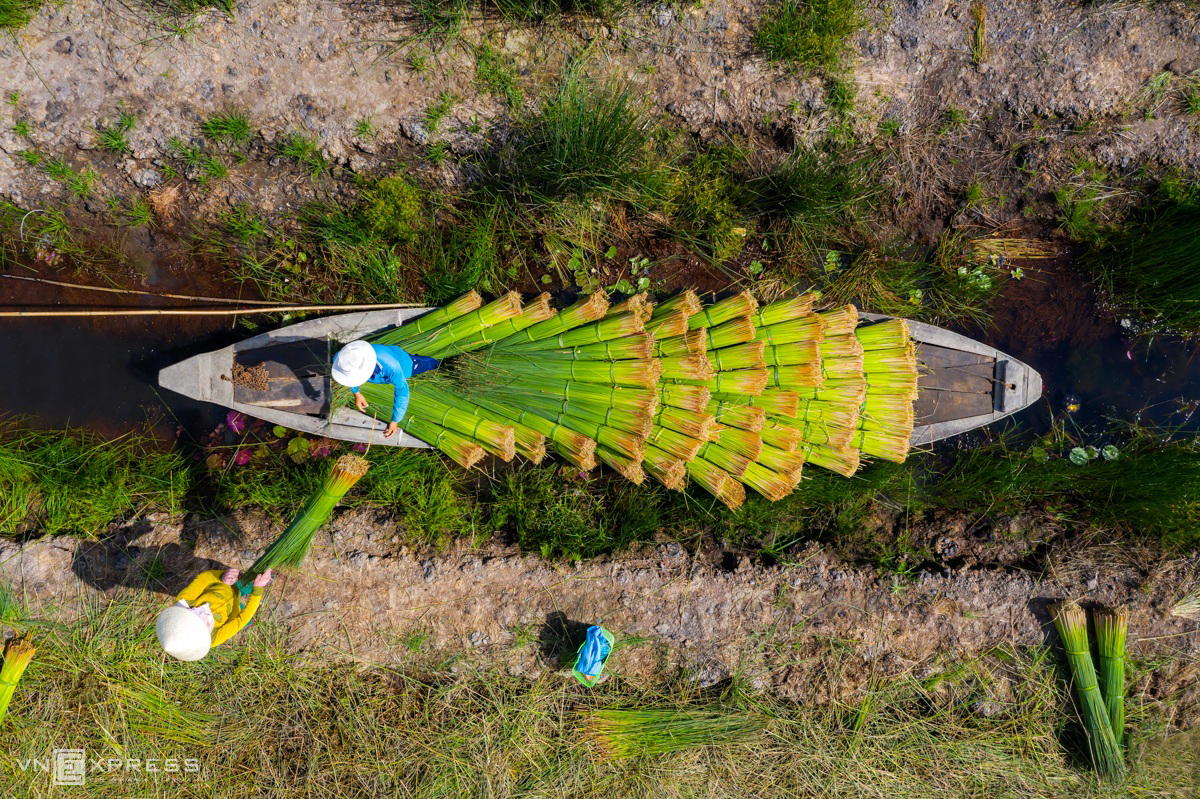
[353,289,919,512]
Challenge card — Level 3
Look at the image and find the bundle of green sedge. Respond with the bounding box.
[351,287,921,509]
[247,454,371,576]
[0,633,35,727]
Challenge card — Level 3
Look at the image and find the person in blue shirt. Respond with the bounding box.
[331,341,440,438]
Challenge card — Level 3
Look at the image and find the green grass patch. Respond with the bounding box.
[201,111,253,144]
[666,143,751,263]
[363,174,425,244]
[0,0,42,30]
[754,0,864,73]
[475,44,523,110]
[96,111,136,153]
[280,133,326,178]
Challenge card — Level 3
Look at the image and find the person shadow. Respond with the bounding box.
[71,519,232,598]
[538,611,592,669]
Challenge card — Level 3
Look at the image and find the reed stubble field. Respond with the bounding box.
[2,0,1200,795]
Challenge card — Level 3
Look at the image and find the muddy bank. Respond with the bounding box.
[3,509,1197,710]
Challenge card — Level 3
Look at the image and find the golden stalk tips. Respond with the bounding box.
[597,446,645,484]
[737,462,794,501]
[754,293,816,326]
[607,292,651,318]
[649,425,704,461]
[447,290,484,315]
[747,389,800,418]
[699,442,752,477]
[1171,591,1200,621]
[652,289,701,319]
[523,293,556,322]
[658,383,711,412]
[714,426,763,460]
[689,290,759,331]
[706,317,757,349]
[802,443,860,477]
[716,478,746,509]
[709,341,766,372]
[644,445,687,491]
[768,363,823,390]
[817,304,859,337]
[655,328,708,357]
[2,632,36,666]
[661,355,715,381]
[656,407,717,439]
[686,458,729,497]
[760,420,802,452]
[708,400,765,432]
[330,454,371,482]
[646,307,690,339]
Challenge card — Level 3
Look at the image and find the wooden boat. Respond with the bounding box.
[159,308,1042,449]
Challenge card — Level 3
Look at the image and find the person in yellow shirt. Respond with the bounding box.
[154,568,273,661]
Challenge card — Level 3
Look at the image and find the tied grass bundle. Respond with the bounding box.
[803,443,859,477]
[755,315,826,346]
[503,312,645,353]
[409,391,516,461]
[607,292,651,318]
[493,378,658,415]
[655,406,716,439]
[404,416,485,469]
[497,291,609,347]
[651,290,701,320]
[738,461,797,501]
[372,291,482,346]
[522,396,651,438]
[434,294,556,356]
[688,290,758,330]
[655,329,708,357]
[557,334,655,361]
[752,293,816,326]
[746,389,800,418]
[817,304,859,337]
[760,420,802,452]
[709,341,766,372]
[767,363,823,390]
[856,318,911,351]
[683,369,769,396]
[1052,601,1126,781]
[646,307,692,339]
[757,442,804,476]
[707,398,766,432]
[402,292,523,355]
[706,317,757,350]
[476,398,597,470]
[698,441,752,477]
[644,444,686,490]
[660,355,715,381]
[0,633,35,727]
[713,426,763,460]
[686,457,729,497]
[1095,607,1128,748]
[248,455,370,576]
[1172,590,1200,621]
[648,426,704,461]
[483,355,661,388]
[596,446,645,484]
[658,384,710,412]
[764,340,820,368]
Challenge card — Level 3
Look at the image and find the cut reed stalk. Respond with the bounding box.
[760,420,802,452]
[650,290,700,320]
[817,304,859,337]
[371,291,482,346]
[681,369,769,396]
[1052,601,1126,781]
[0,633,36,727]
[757,442,805,476]
[688,290,758,330]
[763,340,820,368]
[1095,607,1128,749]
[409,391,516,461]
[655,406,717,439]
[661,355,715,381]
[644,444,686,490]
[596,446,645,484]
[658,384,711,412]
[697,441,751,477]
[502,312,646,352]
[706,317,757,349]
[755,315,826,346]
[607,292,650,318]
[856,319,911,351]
[654,329,708,357]
[483,356,661,388]
[709,341,766,372]
[648,426,704,461]
[586,708,764,757]
[475,398,597,470]
[752,293,816,326]
[437,294,556,356]
[495,291,609,347]
[402,416,486,469]
[802,443,860,477]
[418,386,546,463]
[247,454,371,576]
[645,307,691,339]
[550,334,655,361]
[714,426,763,460]
[400,292,523,355]
[767,363,823,390]
[706,399,765,432]
[738,461,796,501]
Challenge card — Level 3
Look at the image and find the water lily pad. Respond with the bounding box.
[1102,444,1120,460]
[1030,446,1049,463]
[1085,445,1099,460]
[286,436,311,463]
[1068,447,1089,466]
[272,425,288,438]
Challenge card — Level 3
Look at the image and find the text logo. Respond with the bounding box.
[53,750,86,786]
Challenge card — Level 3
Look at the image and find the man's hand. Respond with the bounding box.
[221,568,239,585]
[354,392,369,412]
[385,422,399,438]
[253,568,273,588]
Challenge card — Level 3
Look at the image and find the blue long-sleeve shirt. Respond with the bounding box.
[350,343,414,424]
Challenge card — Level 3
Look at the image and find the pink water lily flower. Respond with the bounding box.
[226,410,248,434]
[233,449,252,466]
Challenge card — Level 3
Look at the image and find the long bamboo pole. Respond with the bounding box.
[0,273,285,305]
[0,302,425,318]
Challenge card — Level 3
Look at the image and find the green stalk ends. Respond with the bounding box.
[248,454,370,577]
[586,707,764,758]
[0,633,36,727]
[1051,601,1125,781]
[1094,607,1127,748]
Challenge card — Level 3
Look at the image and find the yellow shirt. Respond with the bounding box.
[174,570,264,648]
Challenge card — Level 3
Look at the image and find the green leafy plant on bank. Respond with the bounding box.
[754,0,864,73]
[0,0,43,30]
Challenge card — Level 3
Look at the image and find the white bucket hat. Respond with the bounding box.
[156,606,212,661]
[332,340,377,387]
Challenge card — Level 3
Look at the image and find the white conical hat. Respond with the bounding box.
[156,606,212,661]
[331,340,377,387]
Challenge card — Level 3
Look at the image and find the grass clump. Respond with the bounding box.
[480,69,663,208]
[363,174,425,244]
[96,112,136,153]
[0,0,42,30]
[667,144,751,263]
[1084,197,1200,333]
[754,0,864,73]
[475,44,523,110]
[586,707,765,757]
[201,111,252,143]
[488,467,661,559]
[280,133,326,178]
[0,424,189,537]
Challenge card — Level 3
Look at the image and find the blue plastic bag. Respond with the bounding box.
[572,625,614,685]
